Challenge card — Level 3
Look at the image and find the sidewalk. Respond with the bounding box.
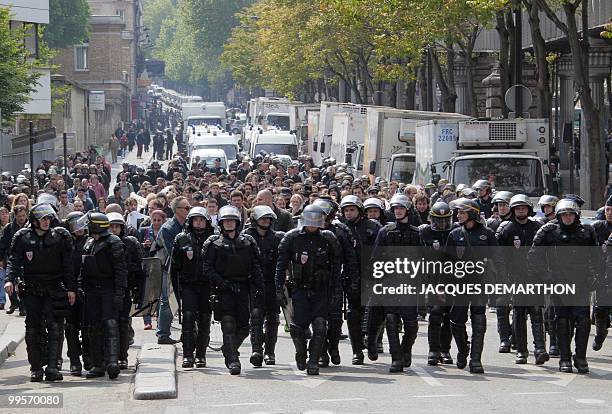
[0,310,25,365]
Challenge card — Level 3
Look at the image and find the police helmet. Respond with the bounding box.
[218,205,242,223]
[88,212,111,235]
[364,197,385,212]
[595,206,605,220]
[429,201,453,231]
[65,211,87,234]
[491,191,514,205]
[312,198,337,217]
[472,179,492,192]
[424,183,436,190]
[250,205,277,222]
[187,206,212,230]
[452,197,481,221]
[340,195,364,212]
[537,195,559,212]
[389,194,412,210]
[563,194,585,208]
[37,193,59,211]
[299,205,326,229]
[107,212,125,226]
[555,199,581,218]
[460,187,477,199]
[29,203,56,224]
[509,194,533,210]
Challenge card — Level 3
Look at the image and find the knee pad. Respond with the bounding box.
[251,308,264,325]
[289,323,305,339]
[221,316,236,334]
[312,317,327,335]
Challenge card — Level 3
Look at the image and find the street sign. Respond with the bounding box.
[89,91,106,111]
[505,85,532,114]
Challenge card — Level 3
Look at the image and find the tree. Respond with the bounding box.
[43,0,89,49]
[0,8,43,123]
[537,0,606,207]
[143,0,176,43]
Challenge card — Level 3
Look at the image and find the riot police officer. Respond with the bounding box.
[339,195,381,365]
[275,205,342,375]
[486,191,514,232]
[81,213,128,379]
[370,194,423,372]
[107,212,145,370]
[364,197,387,225]
[312,197,358,367]
[202,206,263,375]
[497,195,548,365]
[528,199,598,373]
[473,180,493,219]
[591,196,612,351]
[5,204,75,382]
[242,205,285,365]
[536,195,559,225]
[172,207,215,368]
[419,201,454,366]
[64,212,89,376]
[447,198,499,373]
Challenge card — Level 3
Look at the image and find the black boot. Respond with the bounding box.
[469,314,486,374]
[307,318,328,375]
[513,308,528,365]
[44,321,63,382]
[181,311,196,368]
[289,324,307,370]
[440,314,454,364]
[104,319,121,379]
[451,322,470,369]
[221,316,241,375]
[250,308,264,367]
[386,314,403,373]
[573,315,590,374]
[326,316,342,365]
[366,307,384,361]
[263,315,279,365]
[497,306,512,353]
[347,308,364,365]
[86,324,105,378]
[26,327,43,381]
[531,308,549,365]
[427,311,442,366]
[592,306,609,351]
[81,323,92,371]
[401,322,418,368]
[548,315,560,357]
[195,313,211,368]
[557,317,573,373]
[118,318,130,370]
[65,322,82,376]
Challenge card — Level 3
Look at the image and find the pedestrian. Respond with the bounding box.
[109,135,120,164]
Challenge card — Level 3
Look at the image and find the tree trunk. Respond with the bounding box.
[405,74,416,110]
[429,45,457,113]
[418,58,428,110]
[524,0,551,119]
[495,10,511,117]
[563,0,604,207]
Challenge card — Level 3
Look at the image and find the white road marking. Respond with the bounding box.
[512,392,564,395]
[312,398,366,402]
[410,394,466,398]
[575,399,605,404]
[409,366,444,387]
[211,402,265,407]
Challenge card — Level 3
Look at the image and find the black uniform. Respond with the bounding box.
[172,227,214,366]
[419,224,453,365]
[275,228,342,374]
[317,219,359,367]
[477,197,493,219]
[497,217,548,364]
[447,222,498,373]
[65,233,89,373]
[528,219,598,373]
[591,219,612,351]
[6,226,74,380]
[81,233,128,378]
[243,225,285,363]
[370,221,423,371]
[203,232,263,371]
[344,217,380,364]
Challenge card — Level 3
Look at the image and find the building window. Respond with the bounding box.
[24,23,39,60]
[75,44,88,71]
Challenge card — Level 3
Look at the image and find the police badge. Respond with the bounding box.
[186,248,193,260]
[26,251,33,261]
[433,240,440,251]
[456,246,465,259]
[513,238,521,248]
[301,251,309,264]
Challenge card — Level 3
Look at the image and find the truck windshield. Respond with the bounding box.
[453,158,545,197]
[188,118,223,127]
[194,144,237,160]
[266,115,290,130]
[255,144,298,159]
[390,156,415,183]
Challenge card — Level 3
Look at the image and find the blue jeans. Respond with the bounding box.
[0,267,6,305]
[156,271,173,338]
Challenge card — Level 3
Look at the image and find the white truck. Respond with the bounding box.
[189,132,239,165]
[414,118,550,199]
[364,108,472,183]
[330,111,367,176]
[248,130,299,161]
[182,102,227,132]
[314,102,369,166]
[288,103,320,149]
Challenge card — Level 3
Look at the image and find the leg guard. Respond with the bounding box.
[264,314,279,365]
[103,319,120,379]
[592,306,609,351]
[573,315,590,374]
[221,315,240,373]
[386,314,403,372]
[469,314,486,374]
[181,311,196,368]
[289,323,307,370]
[531,307,549,365]
[326,314,342,365]
[556,317,573,373]
[496,305,511,353]
[347,308,364,365]
[451,322,470,370]
[513,308,528,364]
[195,313,211,367]
[118,318,130,369]
[440,314,453,364]
[307,317,328,375]
[427,311,442,365]
[401,322,418,368]
[25,327,42,372]
[85,324,105,378]
[249,308,264,367]
[44,320,63,381]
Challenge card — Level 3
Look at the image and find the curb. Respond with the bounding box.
[0,320,25,366]
[133,342,177,400]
